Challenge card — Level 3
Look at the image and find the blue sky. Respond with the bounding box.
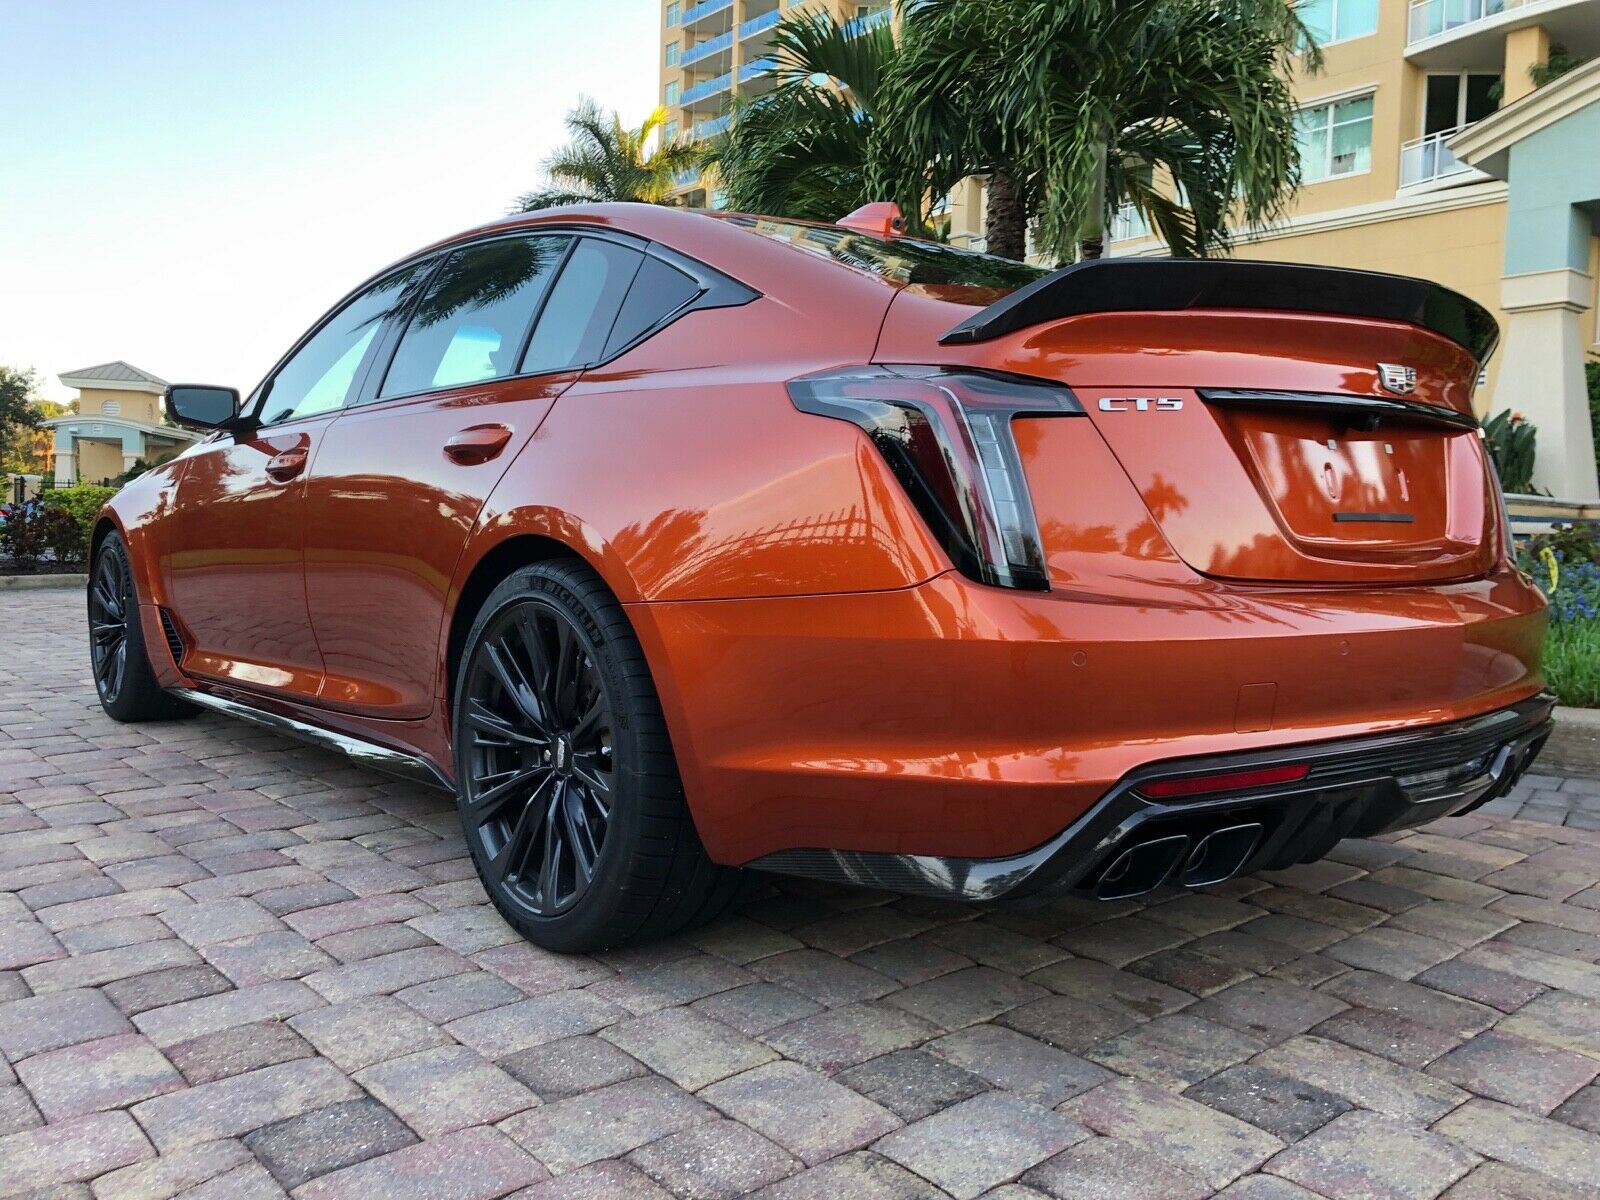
[0,0,659,398]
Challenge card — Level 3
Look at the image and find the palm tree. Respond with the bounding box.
[516,98,703,211]
[711,14,924,225]
[876,0,1319,261]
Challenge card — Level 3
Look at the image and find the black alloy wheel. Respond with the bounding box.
[460,596,615,917]
[89,540,132,704]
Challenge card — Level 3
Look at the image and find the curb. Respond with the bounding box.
[1543,706,1600,777]
[0,573,88,592]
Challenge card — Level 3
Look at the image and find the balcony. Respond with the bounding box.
[692,113,732,140]
[682,29,733,67]
[739,9,781,40]
[682,70,734,107]
[681,0,734,30]
[1406,0,1600,67]
[843,8,893,37]
[738,55,777,83]
[1399,126,1490,190]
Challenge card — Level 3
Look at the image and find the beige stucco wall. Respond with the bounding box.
[75,440,126,484]
[77,386,161,425]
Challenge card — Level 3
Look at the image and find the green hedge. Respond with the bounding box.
[42,485,117,562]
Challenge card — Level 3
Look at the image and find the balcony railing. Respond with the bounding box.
[1407,0,1514,44]
[682,29,732,66]
[739,9,781,39]
[682,71,734,104]
[843,8,893,37]
[738,55,778,83]
[681,0,733,26]
[1400,126,1482,186]
[692,114,732,140]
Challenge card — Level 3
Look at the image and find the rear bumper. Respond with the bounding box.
[748,693,1554,902]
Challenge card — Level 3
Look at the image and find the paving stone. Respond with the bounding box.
[357,1045,536,1135]
[1184,1065,1353,1141]
[1128,947,1255,996]
[15,1032,183,1120]
[996,994,1139,1053]
[1442,1160,1600,1199]
[627,1118,799,1199]
[1055,916,1190,967]
[1254,1033,1470,1123]
[161,898,285,947]
[501,1075,713,1173]
[1189,977,1349,1038]
[748,1151,941,1200]
[0,1110,154,1194]
[587,952,754,1014]
[131,1058,362,1150]
[446,990,624,1058]
[314,923,432,963]
[1427,1029,1599,1113]
[1085,1012,1271,1089]
[294,1125,544,1200]
[749,949,900,1008]
[849,936,973,986]
[91,1138,255,1200]
[0,918,65,970]
[881,966,1045,1030]
[1023,1136,1212,1200]
[244,1098,418,1191]
[699,1061,901,1166]
[760,1001,937,1074]
[874,1091,1088,1199]
[1320,970,1499,1039]
[1434,1098,1600,1190]
[1266,1109,1479,1200]
[1497,989,1600,1057]
[470,942,613,996]
[601,1006,778,1090]
[836,1049,989,1122]
[0,986,131,1058]
[101,964,234,1017]
[928,1024,1112,1105]
[1310,1004,1463,1069]
[1553,1084,1600,1134]
[690,982,824,1036]
[165,1019,316,1085]
[514,1160,675,1199]
[1025,959,1193,1021]
[134,979,323,1048]
[1324,926,1460,978]
[394,970,524,1022]
[288,995,450,1073]
[1063,1078,1283,1190]
[498,1035,647,1099]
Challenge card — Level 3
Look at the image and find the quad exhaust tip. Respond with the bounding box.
[1093,822,1265,900]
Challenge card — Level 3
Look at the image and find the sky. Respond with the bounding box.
[0,0,660,400]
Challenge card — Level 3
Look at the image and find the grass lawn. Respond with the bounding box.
[1544,619,1600,708]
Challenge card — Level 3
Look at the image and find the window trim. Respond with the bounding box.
[1295,86,1377,185]
[341,225,758,410]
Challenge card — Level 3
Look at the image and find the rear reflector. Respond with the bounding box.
[1141,763,1311,799]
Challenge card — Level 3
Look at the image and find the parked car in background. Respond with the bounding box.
[88,203,1551,951]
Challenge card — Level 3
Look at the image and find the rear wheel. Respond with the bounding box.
[453,559,744,952]
[89,532,193,722]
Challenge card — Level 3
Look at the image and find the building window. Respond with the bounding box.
[663,119,679,142]
[1297,0,1378,45]
[102,399,121,416]
[1296,93,1373,181]
[1423,72,1500,136]
[665,40,679,67]
[665,80,679,106]
[665,1,680,26]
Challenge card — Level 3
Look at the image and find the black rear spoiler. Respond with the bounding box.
[939,258,1500,364]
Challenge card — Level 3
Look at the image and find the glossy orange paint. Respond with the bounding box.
[101,204,1548,871]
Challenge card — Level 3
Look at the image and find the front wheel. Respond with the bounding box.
[88,532,193,722]
[452,558,744,952]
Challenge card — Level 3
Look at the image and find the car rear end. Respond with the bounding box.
[659,220,1550,901]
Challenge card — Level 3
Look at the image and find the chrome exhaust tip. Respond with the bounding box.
[1180,823,1264,888]
[1094,834,1191,901]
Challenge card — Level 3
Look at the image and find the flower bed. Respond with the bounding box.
[1519,525,1600,707]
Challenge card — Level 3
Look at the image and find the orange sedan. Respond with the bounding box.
[89,203,1550,951]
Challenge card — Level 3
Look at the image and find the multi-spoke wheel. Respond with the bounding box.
[453,558,747,952]
[87,532,194,723]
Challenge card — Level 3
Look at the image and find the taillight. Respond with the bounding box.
[787,365,1082,590]
[1141,763,1311,799]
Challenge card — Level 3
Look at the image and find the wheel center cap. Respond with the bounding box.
[553,736,574,776]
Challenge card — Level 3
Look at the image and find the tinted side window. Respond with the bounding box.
[380,235,571,398]
[520,239,643,375]
[260,260,432,425]
[604,257,703,357]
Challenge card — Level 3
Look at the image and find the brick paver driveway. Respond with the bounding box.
[6,588,1600,1198]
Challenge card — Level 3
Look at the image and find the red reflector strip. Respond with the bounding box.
[1142,763,1311,799]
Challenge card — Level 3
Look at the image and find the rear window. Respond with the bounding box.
[720,215,1049,304]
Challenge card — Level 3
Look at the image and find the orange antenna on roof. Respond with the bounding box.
[837,202,906,238]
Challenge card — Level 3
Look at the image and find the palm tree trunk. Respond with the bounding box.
[984,170,1028,261]
[1078,141,1109,260]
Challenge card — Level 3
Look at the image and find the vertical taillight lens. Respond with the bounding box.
[787,365,1083,590]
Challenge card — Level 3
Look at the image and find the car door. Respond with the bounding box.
[164,260,431,697]
[302,232,652,718]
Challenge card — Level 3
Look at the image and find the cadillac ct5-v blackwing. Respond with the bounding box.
[89,202,1551,950]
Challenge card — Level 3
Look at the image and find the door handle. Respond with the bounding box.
[265,448,308,482]
[444,424,514,466]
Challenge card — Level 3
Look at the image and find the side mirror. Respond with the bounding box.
[165,385,243,431]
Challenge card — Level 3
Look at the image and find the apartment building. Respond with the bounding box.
[658,0,891,206]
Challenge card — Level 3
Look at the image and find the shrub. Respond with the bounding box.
[1482,410,1539,494]
[1520,522,1600,569]
[0,498,46,561]
[42,484,117,561]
